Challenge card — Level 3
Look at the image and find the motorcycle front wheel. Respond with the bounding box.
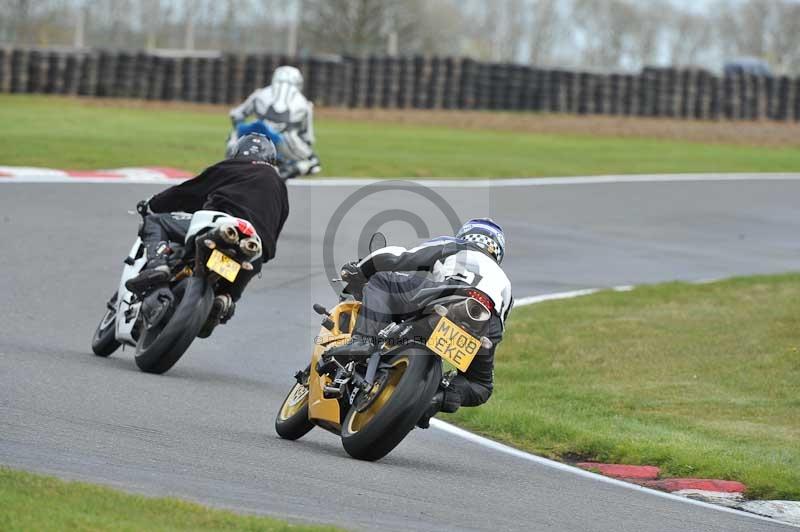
[134,277,214,374]
[275,373,315,440]
[91,291,121,357]
[340,348,441,461]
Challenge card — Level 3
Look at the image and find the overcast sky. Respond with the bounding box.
[670,0,800,8]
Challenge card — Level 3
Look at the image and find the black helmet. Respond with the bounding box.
[229,133,277,165]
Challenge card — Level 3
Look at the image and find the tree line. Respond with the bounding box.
[2,0,799,75]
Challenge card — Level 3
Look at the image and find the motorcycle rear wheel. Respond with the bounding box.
[134,277,214,374]
[275,377,315,440]
[340,348,441,461]
[91,291,121,357]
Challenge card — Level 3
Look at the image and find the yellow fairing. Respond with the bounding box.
[308,301,361,429]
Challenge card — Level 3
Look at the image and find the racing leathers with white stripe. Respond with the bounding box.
[354,237,513,407]
[229,82,319,175]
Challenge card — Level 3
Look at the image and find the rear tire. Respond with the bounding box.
[91,292,121,357]
[341,348,441,461]
[134,277,214,374]
[275,378,315,440]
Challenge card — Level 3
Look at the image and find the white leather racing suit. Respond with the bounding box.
[354,237,514,406]
[229,82,319,176]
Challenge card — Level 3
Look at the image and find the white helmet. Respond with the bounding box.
[271,65,303,91]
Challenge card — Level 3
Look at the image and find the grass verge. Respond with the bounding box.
[444,274,800,500]
[0,466,341,531]
[2,95,799,177]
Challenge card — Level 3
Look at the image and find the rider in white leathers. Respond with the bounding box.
[228,66,321,178]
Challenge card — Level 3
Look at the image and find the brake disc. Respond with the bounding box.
[354,370,390,413]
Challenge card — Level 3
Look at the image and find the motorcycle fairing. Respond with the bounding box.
[115,237,147,345]
[185,210,239,244]
[308,300,361,430]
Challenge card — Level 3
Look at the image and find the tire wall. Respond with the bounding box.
[1,46,797,121]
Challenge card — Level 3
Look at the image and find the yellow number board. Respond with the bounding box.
[206,249,240,282]
[426,316,481,372]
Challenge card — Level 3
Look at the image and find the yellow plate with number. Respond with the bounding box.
[426,316,481,372]
[206,249,240,282]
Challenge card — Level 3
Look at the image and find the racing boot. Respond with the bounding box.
[198,294,235,339]
[125,264,169,295]
[315,334,377,375]
[295,156,321,177]
[416,387,461,429]
[125,241,171,295]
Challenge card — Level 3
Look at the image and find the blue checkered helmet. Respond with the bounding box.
[456,218,506,264]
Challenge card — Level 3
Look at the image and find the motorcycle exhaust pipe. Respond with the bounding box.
[219,223,239,245]
[239,237,262,257]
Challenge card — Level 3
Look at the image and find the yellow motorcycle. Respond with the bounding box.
[275,234,495,461]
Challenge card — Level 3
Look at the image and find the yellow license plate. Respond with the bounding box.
[426,317,481,372]
[206,249,240,282]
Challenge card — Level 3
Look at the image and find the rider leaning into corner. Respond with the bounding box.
[326,219,513,429]
[227,65,321,179]
[125,133,289,336]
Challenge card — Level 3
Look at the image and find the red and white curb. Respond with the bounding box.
[435,282,800,528]
[0,166,192,183]
[739,501,800,525]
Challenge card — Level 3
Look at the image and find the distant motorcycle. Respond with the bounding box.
[274,233,495,461]
[90,209,262,374]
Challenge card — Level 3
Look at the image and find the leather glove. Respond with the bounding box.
[340,260,368,286]
[136,199,151,217]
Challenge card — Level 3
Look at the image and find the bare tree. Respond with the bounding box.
[388,0,466,56]
[714,0,800,74]
[3,0,798,75]
[771,2,800,74]
[664,6,714,67]
[528,0,562,66]
[572,0,637,70]
[492,0,526,62]
[300,0,388,55]
[12,0,31,44]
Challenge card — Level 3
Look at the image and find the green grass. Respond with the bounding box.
[1,94,799,177]
[0,466,341,531]
[444,274,800,500]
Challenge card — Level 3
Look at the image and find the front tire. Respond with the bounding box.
[341,349,441,461]
[134,277,214,374]
[91,292,121,357]
[275,376,315,440]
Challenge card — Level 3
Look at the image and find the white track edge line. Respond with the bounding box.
[2,172,800,186]
[290,173,800,188]
[433,281,799,528]
[429,419,792,527]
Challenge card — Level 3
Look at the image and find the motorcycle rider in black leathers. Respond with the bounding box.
[325,218,513,428]
[125,133,289,335]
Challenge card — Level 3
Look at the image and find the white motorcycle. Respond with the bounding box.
[226,123,320,180]
[90,210,262,374]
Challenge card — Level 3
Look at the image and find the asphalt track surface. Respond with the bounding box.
[2,178,799,531]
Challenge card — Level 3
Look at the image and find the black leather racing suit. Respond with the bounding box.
[353,237,513,408]
[141,158,289,300]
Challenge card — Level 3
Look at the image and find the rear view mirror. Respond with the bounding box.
[369,232,387,252]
